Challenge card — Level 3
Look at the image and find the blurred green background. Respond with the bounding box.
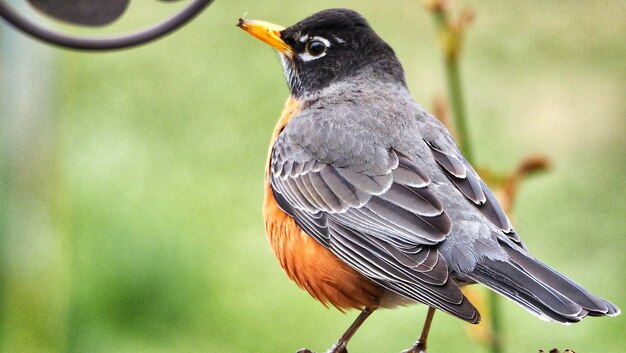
[1,1,624,352]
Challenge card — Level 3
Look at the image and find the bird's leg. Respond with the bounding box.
[325,307,376,353]
[402,307,436,353]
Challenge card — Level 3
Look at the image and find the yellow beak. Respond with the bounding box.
[237,19,293,57]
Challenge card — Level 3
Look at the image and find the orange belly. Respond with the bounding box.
[263,97,384,311]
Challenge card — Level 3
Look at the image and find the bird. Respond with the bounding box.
[237,8,619,353]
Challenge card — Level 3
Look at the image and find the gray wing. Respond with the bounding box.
[422,124,525,248]
[270,120,479,323]
[420,118,623,322]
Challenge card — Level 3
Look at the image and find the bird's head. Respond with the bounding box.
[238,8,406,98]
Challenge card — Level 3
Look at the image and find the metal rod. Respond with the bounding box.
[0,0,214,51]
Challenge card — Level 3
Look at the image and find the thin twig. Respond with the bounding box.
[423,1,501,352]
[428,2,474,161]
[424,3,552,353]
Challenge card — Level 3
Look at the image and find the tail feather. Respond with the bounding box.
[467,241,620,323]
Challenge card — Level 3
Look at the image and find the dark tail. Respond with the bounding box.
[466,241,620,323]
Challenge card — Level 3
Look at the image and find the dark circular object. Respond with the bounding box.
[0,0,214,51]
[27,0,129,26]
[305,40,326,57]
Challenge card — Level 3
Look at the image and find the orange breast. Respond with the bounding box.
[263,97,384,311]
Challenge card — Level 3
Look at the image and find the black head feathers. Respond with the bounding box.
[283,8,370,33]
[278,8,406,97]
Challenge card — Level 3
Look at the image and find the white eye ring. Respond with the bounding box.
[299,36,331,62]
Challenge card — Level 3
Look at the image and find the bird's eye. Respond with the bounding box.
[305,40,327,57]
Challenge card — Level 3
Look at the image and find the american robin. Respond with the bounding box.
[237,8,619,353]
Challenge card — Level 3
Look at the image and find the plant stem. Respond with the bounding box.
[432,10,473,162]
[429,5,500,353]
[443,55,473,162]
[488,290,502,353]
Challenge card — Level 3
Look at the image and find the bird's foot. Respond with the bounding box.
[296,349,315,353]
[401,339,427,353]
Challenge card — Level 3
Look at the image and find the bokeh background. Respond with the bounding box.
[1,1,624,352]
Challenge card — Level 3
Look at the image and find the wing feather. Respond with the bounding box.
[270,134,478,322]
[424,135,522,245]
